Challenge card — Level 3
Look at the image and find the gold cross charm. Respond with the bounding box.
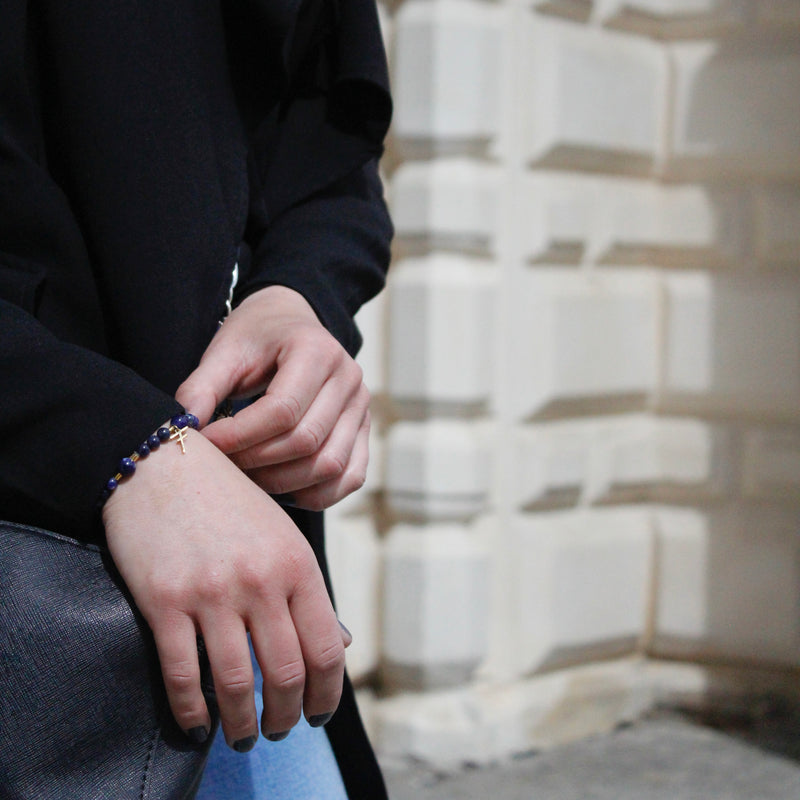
[169,425,189,454]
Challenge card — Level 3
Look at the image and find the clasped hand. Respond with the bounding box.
[178,284,371,511]
[103,285,368,751]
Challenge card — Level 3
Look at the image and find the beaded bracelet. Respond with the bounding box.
[100,413,199,504]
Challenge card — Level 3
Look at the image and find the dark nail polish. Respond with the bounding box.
[267,730,291,742]
[308,712,334,728]
[187,726,209,744]
[273,492,297,507]
[337,620,352,639]
[233,735,258,753]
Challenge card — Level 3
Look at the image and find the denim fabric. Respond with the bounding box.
[196,644,348,800]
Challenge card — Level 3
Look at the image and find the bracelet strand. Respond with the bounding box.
[100,413,199,504]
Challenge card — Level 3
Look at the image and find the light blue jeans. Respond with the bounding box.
[196,645,348,800]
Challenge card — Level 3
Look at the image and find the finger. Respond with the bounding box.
[151,615,211,743]
[247,399,368,497]
[288,578,346,727]
[249,611,306,741]
[290,411,371,511]
[175,336,245,428]
[233,377,366,471]
[198,614,259,752]
[202,338,349,455]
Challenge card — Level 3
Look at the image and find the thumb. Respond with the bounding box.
[175,347,236,429]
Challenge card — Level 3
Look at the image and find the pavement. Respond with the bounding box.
[381,710,800,799]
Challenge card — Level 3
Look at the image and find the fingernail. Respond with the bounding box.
[273,492,297,507]
[267,730,291,742]
[233,735,258,753]
[187,726,209,744]
[308,712,334,728]
[338,620,352,639]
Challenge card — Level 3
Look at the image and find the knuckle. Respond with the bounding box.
[292,420,326,458]
[147,575,187,610]
[196,575,230,607]
[317,335,344,365]
[345,466,368,494]
[233,448,260,472]
[217,666,254,699]
[236,561,269,597]
[279,544,318,581]
[163,663,199,697]
[307,640,346,675]
[315,450,346,482]
[273,394,303,430]
[345,360,364,389]
[268,659,306,694]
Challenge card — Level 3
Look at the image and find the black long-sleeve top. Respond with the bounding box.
[0,0,393,540]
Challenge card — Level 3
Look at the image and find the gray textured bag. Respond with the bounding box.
[0,521,216,800]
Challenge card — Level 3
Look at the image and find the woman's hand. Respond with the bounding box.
[176,285,370,511]
[102,429,350,749]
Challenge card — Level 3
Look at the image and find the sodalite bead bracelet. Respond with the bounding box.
[100,413,199,504]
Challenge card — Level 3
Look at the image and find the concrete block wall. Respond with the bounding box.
[325,0,800,766]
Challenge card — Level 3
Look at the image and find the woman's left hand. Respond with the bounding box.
[176,285,370,510]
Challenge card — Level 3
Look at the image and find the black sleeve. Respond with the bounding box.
[0,3,180,538]
[238,158,392,356]
[234,0,394,355]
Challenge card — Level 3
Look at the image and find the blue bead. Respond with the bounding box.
[119,457,136,477]
[136,442,151,457]
[157,427,171,441]
[172,414,189,429]
[106,477,118,491]
[147,434,161,449]
[186,413,199,429]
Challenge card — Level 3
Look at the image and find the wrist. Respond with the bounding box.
[100,414,199,510]
[240,284,319,325]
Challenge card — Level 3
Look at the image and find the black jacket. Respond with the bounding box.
[0,0,392,796]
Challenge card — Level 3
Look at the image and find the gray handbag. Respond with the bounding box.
[0,521,217,800]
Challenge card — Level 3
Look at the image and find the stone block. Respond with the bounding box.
[660,272,800,419]
[649,507,708,648]
[519,173,595,264]
[325,516,382,681]
[387,255,497,408]
[667,39,800,180]
[508,269,659,420]
[652,506,800,666]
[754,184,800,267]
[594,179,747,268]
[390,159,500,255]
[513,420,592,509]
[385,419,492,520]
[592,415,724,503]
[521,17,667,174]
[381,522,491,689]
[513,415,724,509]
[741,426,800,502]
[510,509,652,674]
[596,0,745,38]
[392,0,503,157]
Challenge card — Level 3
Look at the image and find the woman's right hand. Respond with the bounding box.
[102,426,349,750]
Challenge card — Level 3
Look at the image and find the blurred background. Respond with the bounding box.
[326,0,800,770]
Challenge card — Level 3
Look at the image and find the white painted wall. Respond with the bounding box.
[327,0,800,766]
